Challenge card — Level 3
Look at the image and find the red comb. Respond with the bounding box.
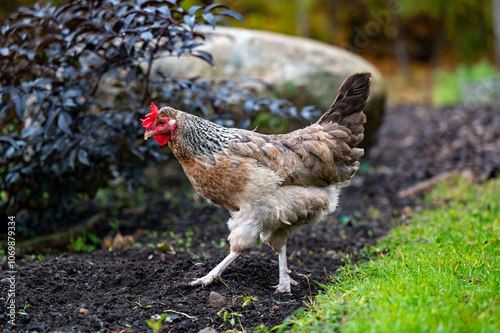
[140,103,159,130]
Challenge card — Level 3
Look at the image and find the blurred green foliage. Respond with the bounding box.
[204,0,493,63]
[433,60,499,106]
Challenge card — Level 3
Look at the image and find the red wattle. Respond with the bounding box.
[155,134,170,146]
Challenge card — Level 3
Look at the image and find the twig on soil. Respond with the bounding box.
[163,309,198,320]
[271,298,298,305]
[398,170,474,198]
[18,213,104,253]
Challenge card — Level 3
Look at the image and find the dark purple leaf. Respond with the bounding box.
[63,89,82,99]
[130,147,144,160]
[68,149,76,170]
[141,31,154,42]
[204,3,228,13]
[14,95,26,119]
[58,111,73,135]
[33,78,53,88]
[214,10,245,24]
[0,136,22,151]
[192,50,213,64]
[188,5,203,16]
[300,105,318,120]
[183,14,195,30]
[44,109,60,136]
[63,99,77,108]
[157,6,172,19]
[35,35,63,52]
[202,13,216,29]
[5,173,20,186]
[239,118,251,128]
[125,67,137,88]
[244,100,254,112]
[0,101,11,115]
[122,13,136,29]
[125,34,139,54]
[139,0,168,8]
[54,2,76,18]
[78,149,90,165]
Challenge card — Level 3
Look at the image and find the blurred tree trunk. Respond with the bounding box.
[393,5,411,79]
[494,0,500,69]
[326,0,339,44]
[430,2,445,69]
[296,0,312,37]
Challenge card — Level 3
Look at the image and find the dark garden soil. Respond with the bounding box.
[1,104,499,332]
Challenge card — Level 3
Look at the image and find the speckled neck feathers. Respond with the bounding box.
[169,110,239,156]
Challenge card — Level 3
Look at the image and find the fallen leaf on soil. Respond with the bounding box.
[101,232,136,249]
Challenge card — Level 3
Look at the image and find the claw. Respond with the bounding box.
[274,273,298,293]
[190,252,240,288]
[190,275,215,287]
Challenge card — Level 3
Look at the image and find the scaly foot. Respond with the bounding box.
[190,251,240,287]
[274,273,298,293]
[190,273,218,287]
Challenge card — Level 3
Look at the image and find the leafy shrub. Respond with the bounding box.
[0,0,317,231]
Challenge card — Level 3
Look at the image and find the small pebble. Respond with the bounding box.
[198,327,218,333]
[164,314,181,323]
[150,314,162,321]
[208,291,226,308]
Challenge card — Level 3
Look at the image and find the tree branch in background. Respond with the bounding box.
[392,1,410,80]
[494,0,500,69]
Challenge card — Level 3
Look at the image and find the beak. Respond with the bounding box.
[144,130,155,140]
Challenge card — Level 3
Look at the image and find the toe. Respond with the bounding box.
[190,275,214,287]
[274,284,291,293]
[189,278,204,287]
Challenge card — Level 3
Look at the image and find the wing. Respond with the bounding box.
[227,131,299,181]
[226,124,363,187]
[275,123,363,186]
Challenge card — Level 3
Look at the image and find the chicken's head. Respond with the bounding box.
[142,103,178,146]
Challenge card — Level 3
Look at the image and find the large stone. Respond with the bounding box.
[154,26,386,146]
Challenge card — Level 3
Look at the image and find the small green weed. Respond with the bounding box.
[146,313,169,333]
[241,295,258,309]
[217,308,243,329]
[67,234,98,253]
[135,297,152,309]
[18,301,29,317]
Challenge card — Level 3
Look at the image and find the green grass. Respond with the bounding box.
[284,177,500,333]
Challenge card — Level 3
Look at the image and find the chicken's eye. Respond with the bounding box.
[159,120,166,126]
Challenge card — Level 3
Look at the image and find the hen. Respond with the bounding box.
[142,72,371,292]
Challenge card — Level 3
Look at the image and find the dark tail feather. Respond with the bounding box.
[316,72,371,147]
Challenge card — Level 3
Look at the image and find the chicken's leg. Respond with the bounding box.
[274,244,298,293]
[190,251,240,287]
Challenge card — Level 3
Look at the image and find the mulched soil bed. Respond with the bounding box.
[1,104,499,332]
